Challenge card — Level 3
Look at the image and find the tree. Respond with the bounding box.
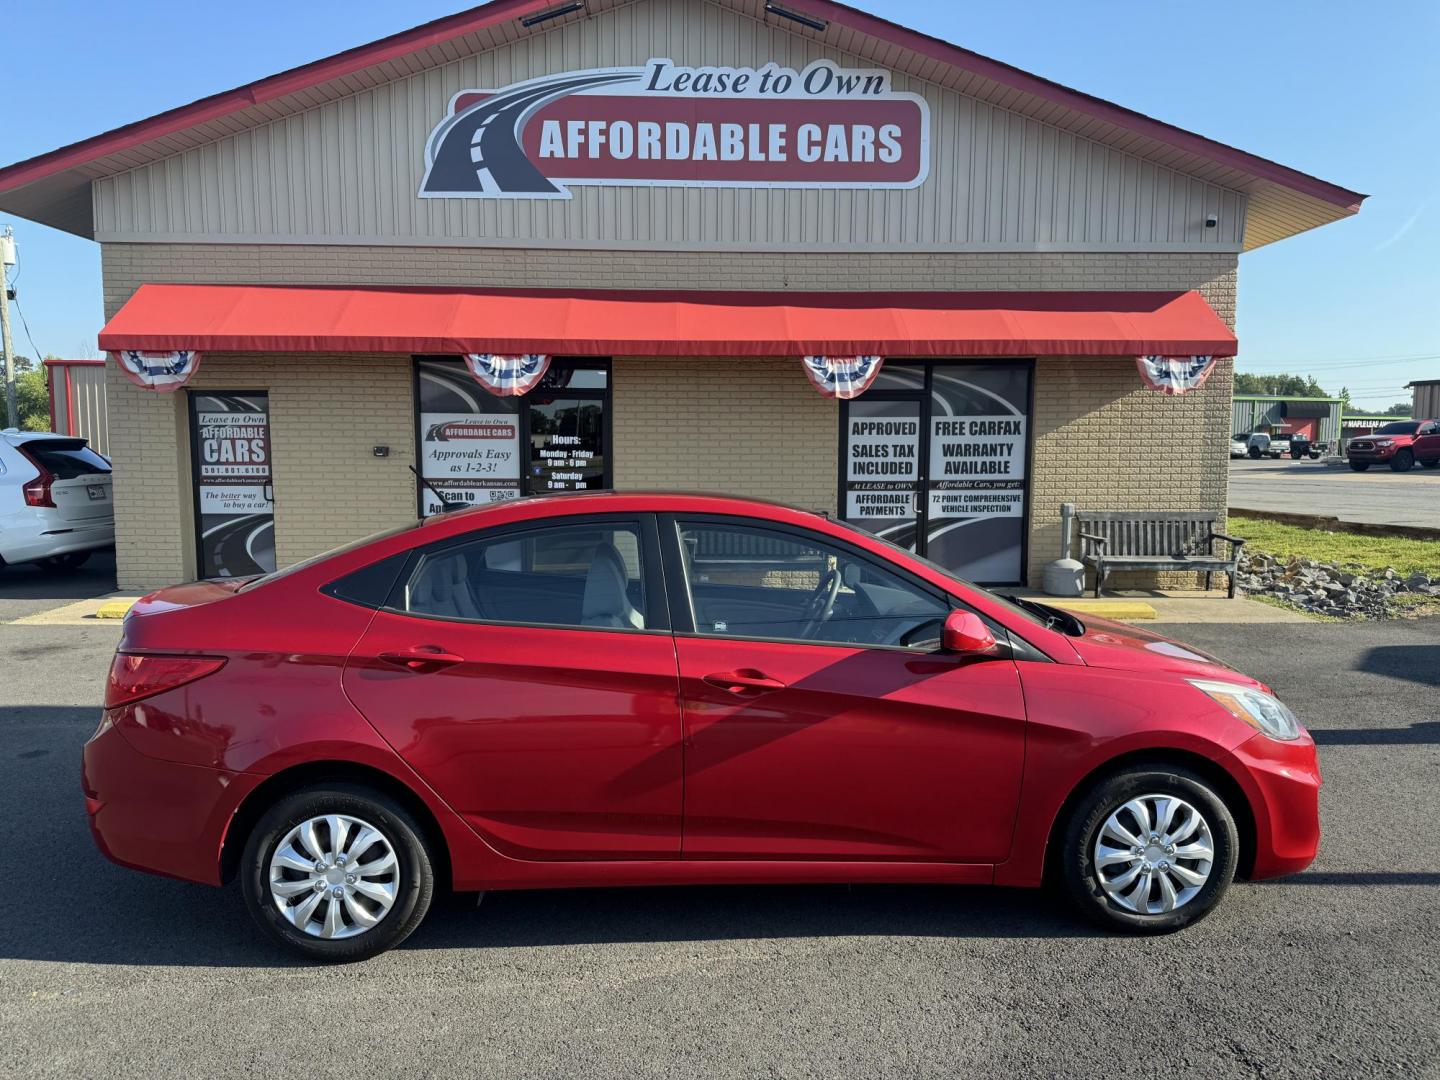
[4,354,51,431]
[1233,372,1331,397]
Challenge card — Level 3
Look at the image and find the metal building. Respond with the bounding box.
[1231,394,1343,446]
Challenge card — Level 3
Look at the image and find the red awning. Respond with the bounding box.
[98,284,1236,358]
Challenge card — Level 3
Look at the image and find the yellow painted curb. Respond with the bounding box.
[1051,600,1158,620]
[94,600,136,620]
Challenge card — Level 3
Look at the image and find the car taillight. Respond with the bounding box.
[104,653,227,708]
[18,448,55,508]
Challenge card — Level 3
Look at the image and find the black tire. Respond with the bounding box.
[1247,446,1261,459]
[1059,765,1240,934]
[1349,461,1370,472]
[38,551,90,571]
[1390,449,1415,472]
[240,784,435,962]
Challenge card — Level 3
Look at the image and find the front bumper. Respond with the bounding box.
[82,713,261,885]
[1347,446,1398,463]
[1231,731,1322,879]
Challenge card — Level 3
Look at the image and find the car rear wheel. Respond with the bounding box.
[1390,449,1415,472]
[240,784,435,962]
[1349,461,1370,472]
[1060,766,1239,934]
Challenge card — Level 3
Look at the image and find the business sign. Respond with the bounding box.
[190,393,276,578]
[420,412,522,513]
[420,58,930,199]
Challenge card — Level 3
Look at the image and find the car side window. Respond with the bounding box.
[401,522,647,630]
[677,520,950,649]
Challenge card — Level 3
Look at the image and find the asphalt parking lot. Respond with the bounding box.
[1229,457,1440,530]
[1,597,1437,1077]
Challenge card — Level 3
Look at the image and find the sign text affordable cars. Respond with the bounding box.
[420,58,930,198]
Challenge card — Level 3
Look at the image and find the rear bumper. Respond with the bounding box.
[2,521,114,564]
[1231,731,1322,879]
[81,713,260,886]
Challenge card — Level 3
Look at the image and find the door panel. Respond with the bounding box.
[676,636,1027,862]
[345,614,683,860]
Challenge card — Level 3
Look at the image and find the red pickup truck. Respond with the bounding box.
[1347,419,1440,471]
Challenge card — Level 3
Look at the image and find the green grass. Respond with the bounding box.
[1228,514,1440,577]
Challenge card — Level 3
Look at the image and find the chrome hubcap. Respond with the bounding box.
[1094,794,1214,915]
[268,814,399,939]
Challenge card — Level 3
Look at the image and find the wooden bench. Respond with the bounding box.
[1076,511,1246,598]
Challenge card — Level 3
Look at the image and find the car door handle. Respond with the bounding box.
[702,669,787,695]
[378,646,465,672]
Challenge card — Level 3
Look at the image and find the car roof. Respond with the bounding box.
[421,489,833,528]
[0,428,89,447]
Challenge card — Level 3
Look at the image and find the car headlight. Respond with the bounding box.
[1375,439,1394,447]
[1189,679,1303,741]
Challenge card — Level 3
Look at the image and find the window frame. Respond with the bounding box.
[658,511,1010,655]
[411,356,613,516]
[377,511,672,635]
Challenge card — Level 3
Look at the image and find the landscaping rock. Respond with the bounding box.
[1234,549,1436,620]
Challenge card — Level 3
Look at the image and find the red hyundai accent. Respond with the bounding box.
[83,492,1320,960]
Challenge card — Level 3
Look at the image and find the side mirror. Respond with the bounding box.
[942,610,998,656]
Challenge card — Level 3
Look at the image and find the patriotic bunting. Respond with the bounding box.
[801,355,885,399]
[110,350,201,392]
[464,353,552,396]
[1136,355,1218,396]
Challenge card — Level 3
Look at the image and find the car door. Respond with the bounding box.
[665,515,1027,863]
[342,513,685,860]
[1417,421,1440,463]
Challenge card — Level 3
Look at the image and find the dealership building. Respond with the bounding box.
[0,0,1363,589]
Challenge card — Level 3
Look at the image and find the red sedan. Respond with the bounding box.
[83,493,1320,960]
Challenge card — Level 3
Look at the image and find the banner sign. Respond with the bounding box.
[802,355,885,399]
[1136,355,1218,395]
[420,412,522,513]
[111,349,200,392]
[190,392,275,578]
[420,58,930,199]
[464,353,552,396]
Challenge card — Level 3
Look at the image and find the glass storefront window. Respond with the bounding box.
[415,358,610,513]
[839,361,1032,586]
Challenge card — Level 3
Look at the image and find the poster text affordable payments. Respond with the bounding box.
[420,58,930,199]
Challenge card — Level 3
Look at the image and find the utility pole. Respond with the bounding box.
[1,226,16,430]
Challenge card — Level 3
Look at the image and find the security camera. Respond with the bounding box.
[1204,213,1218,229]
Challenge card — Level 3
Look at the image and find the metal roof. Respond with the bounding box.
[0,0,1366,247]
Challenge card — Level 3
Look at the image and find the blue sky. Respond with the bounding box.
[2,0,1435,409]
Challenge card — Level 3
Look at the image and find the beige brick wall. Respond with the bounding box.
[612,358,837,511]
[102,242,1236,590]
[108,353,417,588]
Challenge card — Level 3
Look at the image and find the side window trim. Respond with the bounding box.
[381,511,671,633]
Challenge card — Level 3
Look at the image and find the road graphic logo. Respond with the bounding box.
[419,57,930,199]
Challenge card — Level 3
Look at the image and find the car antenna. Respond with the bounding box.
[408,465,464,513]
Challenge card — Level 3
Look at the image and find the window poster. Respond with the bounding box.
[528,397,606,494]
[925,365,1029,583]
[417,359,522,514]
[843,399,921,549]
[191,391,276,578]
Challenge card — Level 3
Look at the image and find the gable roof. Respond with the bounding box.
[0,0,1364,247]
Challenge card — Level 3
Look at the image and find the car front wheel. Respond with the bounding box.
[1349,461,1369,472]
[240,784,435,961]
[1060,766,1240,934]
[1390,450,1415,472]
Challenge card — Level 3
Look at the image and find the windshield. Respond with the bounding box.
[239,520,419,590]
[1375,421,1419,436]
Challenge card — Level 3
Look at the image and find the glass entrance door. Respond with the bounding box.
[840,361,1032,586]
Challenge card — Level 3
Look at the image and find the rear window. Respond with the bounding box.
[21,440,110,478]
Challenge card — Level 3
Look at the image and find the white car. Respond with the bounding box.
[1230,433,1250,458]
[0,429,114,571]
